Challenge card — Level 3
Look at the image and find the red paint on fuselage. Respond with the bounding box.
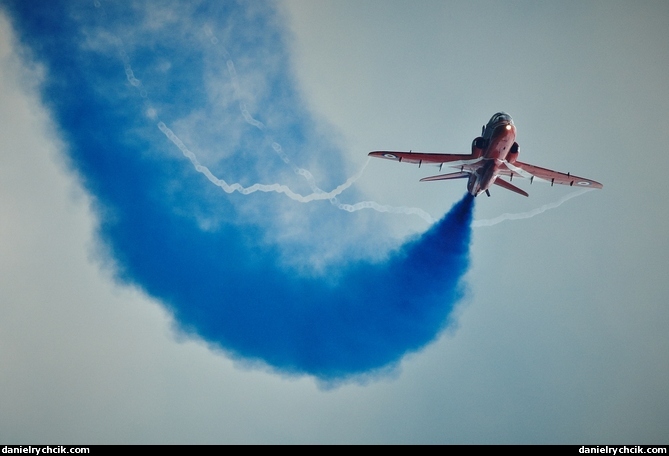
[467,117,516,196]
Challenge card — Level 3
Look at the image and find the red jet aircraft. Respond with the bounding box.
[369,112,602,197]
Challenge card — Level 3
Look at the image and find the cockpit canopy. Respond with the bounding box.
[488,112,513,125]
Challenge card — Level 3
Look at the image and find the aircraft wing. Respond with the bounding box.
[502,161,603,189]
[369,151,477,166]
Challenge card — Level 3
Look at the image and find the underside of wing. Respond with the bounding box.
[500,161,603,189]
[419,171,470,182]
[369,151,476,166]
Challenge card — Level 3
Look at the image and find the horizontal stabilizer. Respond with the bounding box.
[420,172,469,182]
[493,177,529,197]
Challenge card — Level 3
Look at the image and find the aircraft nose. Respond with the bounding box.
[492,122,515,137]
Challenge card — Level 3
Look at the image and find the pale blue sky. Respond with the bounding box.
[0,0,667,443]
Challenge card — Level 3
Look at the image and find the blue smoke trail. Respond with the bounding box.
[3,0,474,380]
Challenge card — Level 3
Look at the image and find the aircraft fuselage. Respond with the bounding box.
[467,112,516,197]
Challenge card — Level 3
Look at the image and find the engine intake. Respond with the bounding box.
[471,137,485,158]
[507,142,519,163]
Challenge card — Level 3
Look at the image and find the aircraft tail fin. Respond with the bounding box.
[493,178,529,197]
[420,172,469,182]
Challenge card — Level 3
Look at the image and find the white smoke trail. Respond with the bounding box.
[158,121,365,201]
[204,27,325,193]
[93,14,444,223]
[159,116,438,221]
[201,26,439,219]
[98,20,374,210]
[472,188,593,227]
[333,200,436,223]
